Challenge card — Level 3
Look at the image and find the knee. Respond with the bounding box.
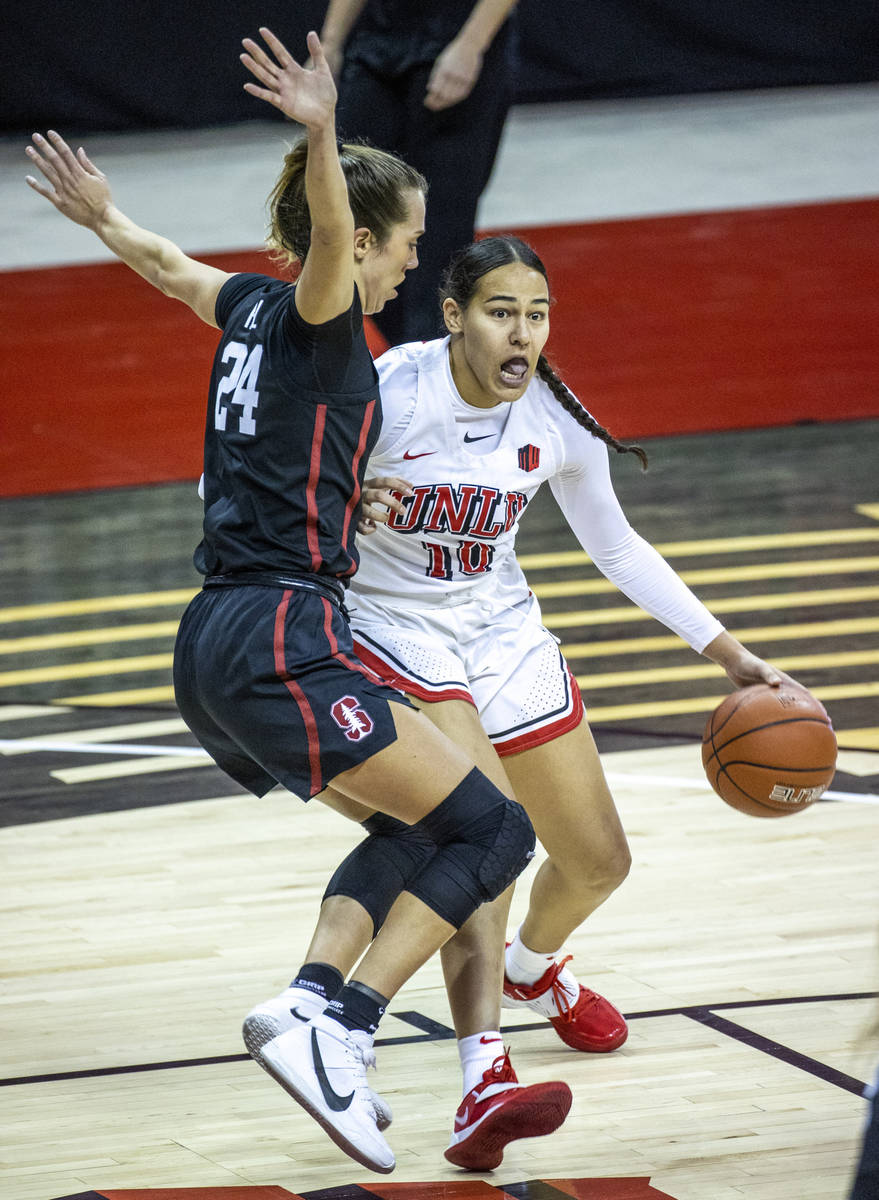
[468,794,536,902]
[556,831,631,899]
[408,769,535,926]
[606,839,632,891]
[323,813,437,936]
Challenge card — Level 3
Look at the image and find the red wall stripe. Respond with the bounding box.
[5,200,877,498]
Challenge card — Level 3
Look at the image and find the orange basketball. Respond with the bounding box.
[701,683,837,817]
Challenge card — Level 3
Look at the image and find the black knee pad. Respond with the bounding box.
[322,811,437,937]
[406,768,535,928]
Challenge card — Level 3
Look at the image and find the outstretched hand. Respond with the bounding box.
[25,131,112,228]
[241,28,337,128]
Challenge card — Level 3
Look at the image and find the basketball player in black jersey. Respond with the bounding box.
[24,28,553,1176]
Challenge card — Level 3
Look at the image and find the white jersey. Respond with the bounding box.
[352,337,723,653]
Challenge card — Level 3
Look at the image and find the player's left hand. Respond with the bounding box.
[424,38,483,110]
[358,475,413,534]
[25,132,112,228]
[241,28,337,129]
[703,631,798,691]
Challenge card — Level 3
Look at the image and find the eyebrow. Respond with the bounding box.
[484,294,549,305]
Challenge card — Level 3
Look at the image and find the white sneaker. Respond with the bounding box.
[251,1011,396,1174]
[243,988,393,1130]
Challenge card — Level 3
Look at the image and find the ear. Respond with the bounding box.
[353,226,376,260]
[442,296,464,334]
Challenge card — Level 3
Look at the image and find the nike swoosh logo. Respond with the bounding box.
[290,1007,311,1022]
[479,1035,502,1044]
[402,449,436,460]
[311,1028,355,1112]
[463,432,493,443]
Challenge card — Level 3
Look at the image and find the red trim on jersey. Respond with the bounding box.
[352,637,476,707]
[323,602,386,684]
[306,404,327,571]
[493,667,584,757]
[274,589,323,796]
[321,596,339,656]
[340,398,376,573]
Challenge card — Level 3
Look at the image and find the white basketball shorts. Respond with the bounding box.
[348,588,583,756]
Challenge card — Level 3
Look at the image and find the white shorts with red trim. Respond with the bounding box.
[348,587,583,756]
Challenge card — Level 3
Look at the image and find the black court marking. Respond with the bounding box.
[300,1186,380,1199]
[3,991,874,1093]
[385,1010,456,1039]
[502,1184,582,1200]
[684,1007,868,1096]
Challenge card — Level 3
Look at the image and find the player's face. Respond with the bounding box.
[443,263,550,408]
[358,188,426,314]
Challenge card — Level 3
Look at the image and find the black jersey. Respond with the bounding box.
[195,273,381,582]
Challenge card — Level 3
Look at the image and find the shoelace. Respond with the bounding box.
[543,955,579,1023]
[349,1030,391,1125]
[350,1029,378,1071]
[484,1048,517,1086]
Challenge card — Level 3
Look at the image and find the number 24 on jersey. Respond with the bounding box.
[214,341,263,435]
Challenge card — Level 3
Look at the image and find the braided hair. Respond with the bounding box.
[440,236,648,470]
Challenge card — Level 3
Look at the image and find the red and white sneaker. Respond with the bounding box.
[443,1050,572,1171]
[503,954,628,1052]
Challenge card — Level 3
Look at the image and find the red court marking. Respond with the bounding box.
[548,1178,680,1198]
[366,1184,507,1198]
[5,199,878,497]
[99,1189,300,1199]
[59,1182,680,1200]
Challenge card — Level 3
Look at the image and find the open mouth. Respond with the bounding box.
[499,356,530,386]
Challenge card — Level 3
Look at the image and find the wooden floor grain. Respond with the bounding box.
[2,738,876,1199]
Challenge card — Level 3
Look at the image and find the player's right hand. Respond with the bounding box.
[25,131,112,228]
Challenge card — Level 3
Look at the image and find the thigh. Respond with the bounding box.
[502,720,628,873]
[318,693,512,819]
[330,699,505,822]
[177,584,414,800]
[467,595,583,754]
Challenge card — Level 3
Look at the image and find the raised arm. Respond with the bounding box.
[25,132,231,327]
[425,0,518,111]
[241,28,354,325]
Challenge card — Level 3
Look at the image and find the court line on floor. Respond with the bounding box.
[1,737,875,800]
[684,1008,867,1097]
[1,991,874,1093]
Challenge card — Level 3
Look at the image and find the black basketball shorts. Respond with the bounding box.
[173,583,415,799]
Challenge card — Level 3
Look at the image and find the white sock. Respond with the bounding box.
[505,928,559,985]
[457,1030,504,1096]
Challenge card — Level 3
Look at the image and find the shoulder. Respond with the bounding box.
[529,372,609,473]
[215,273,288,329]
[377,338,447,401]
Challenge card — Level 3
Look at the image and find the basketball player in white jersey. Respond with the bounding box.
[246,235,794,1170]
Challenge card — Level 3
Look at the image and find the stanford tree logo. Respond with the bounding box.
[330,695,375,741]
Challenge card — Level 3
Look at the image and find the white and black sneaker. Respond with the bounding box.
[248,1010,395,1174]
[243,988,392,1131]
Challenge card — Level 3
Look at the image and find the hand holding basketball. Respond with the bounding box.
[702,683,837,817]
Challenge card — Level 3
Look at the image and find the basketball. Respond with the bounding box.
[701,683,837,817]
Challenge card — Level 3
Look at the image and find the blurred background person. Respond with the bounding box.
[317,0,518,346]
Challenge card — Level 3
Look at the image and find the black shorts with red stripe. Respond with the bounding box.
[173,577,415,800]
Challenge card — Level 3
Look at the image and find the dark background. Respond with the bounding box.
[3,0,879,134]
